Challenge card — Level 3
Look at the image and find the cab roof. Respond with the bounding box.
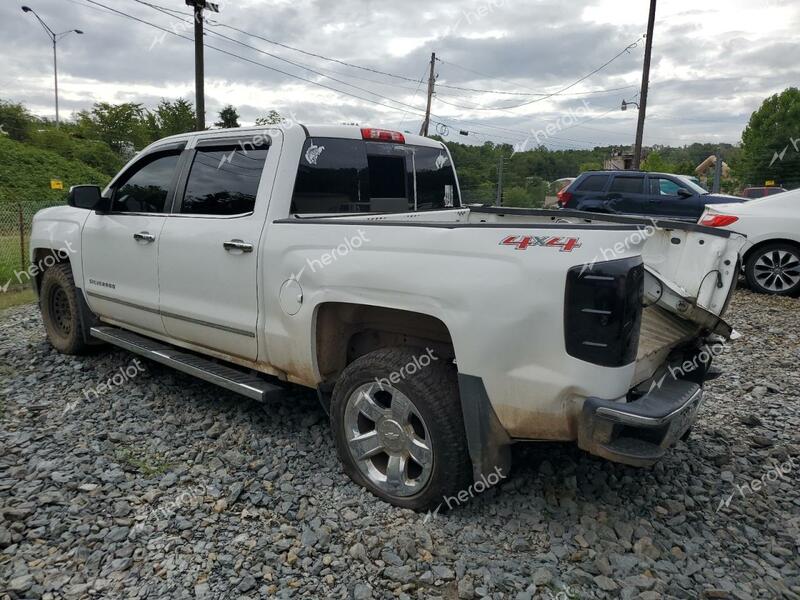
[152,124,444,149]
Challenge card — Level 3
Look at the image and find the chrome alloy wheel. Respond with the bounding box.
[753,248,800,292]
[343,382,433,497]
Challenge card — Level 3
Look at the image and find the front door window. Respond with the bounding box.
[113,152,181,213]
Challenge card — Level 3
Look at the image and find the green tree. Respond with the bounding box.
[0,100,35,141]
[740,88,800,187]
[641,151,673,173]
[75,102,150,152]
[578,161,603,173]
[215,105,240,128]
[148,99,196,138]
[255,110,284,126]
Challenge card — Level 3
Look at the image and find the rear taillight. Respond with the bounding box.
[361,128,405,143]
[700,214,739,227]
[564,257,644,367]
[557,189,573,207]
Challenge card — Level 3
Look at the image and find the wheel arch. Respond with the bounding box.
[314,301,512,484]
[33,248,99,345]
[742,237,800,267]
[30,246,73,295]
[313,302,455,384]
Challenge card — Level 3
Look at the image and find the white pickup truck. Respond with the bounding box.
[30,124,745,509]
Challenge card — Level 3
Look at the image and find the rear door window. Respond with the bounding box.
[609,176,645,194]
[180,143,269,215]
[577,175,609,192]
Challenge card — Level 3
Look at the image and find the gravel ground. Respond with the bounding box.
[1,289,799,600]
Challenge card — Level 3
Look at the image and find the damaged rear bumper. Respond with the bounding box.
[577,378,703,467]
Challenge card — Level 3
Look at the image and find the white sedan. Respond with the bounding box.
[700,188,800,296]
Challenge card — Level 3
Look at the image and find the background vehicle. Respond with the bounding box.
[741,186,788,199]
[700,188,800,296]
[558,170,744,221]
[29,125,744,509]
[544,177,576,208]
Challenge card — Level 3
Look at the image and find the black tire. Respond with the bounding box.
[744,242,800,297]
[40,263,90,355]
[330,347,471,511]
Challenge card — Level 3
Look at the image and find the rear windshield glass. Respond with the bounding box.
[291,138,460,214]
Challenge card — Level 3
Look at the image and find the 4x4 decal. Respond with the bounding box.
[500,235,582,252]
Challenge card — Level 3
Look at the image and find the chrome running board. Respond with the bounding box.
[90,326,284,402]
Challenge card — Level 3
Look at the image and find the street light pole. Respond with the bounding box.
[52,35,59,127]
[21,6,83,127]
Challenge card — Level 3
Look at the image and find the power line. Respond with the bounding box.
[434,84,638,112]
[128,0,644,101]
[71,0,610,149]
[130,0,433,88]
[437,57,639,98]
[134,0,435,94]
[131,0,642,138]
[132,0,430,106]
[82,0,436,119]
[121,0,603,146]
[399,68,429,129]
[206,16,640,99]
[441,38,644,111]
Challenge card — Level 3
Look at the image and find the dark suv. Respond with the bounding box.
[557,171,745,221]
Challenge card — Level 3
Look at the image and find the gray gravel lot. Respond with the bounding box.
[1,290,799,600]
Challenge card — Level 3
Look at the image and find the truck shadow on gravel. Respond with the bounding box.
[142,355,730,520]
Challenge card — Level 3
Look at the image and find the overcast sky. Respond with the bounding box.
[2,0,798,149]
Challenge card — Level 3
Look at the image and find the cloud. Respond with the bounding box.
[2,0,799,147]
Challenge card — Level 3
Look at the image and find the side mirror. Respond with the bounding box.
[68,185,103,209]
[677,188,693,198]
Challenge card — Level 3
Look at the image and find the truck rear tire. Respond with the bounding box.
[330,347,471,511]
[40,263,91,355]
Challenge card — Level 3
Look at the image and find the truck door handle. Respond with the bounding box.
[223,240,254,253]
[133,231,156,243]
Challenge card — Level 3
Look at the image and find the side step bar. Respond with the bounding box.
[90,326,285,402]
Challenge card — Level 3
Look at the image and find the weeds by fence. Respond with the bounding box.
[0,200,66,286]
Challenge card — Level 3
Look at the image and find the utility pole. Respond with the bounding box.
[633,0,657,170]
[185,0,218,131]
[420,52,436,137]
[193,3,205,131]
[495,157,505,206]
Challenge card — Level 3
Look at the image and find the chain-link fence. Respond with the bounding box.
[0,200,66,288]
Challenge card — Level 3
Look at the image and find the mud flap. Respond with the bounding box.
[457,374,512,483]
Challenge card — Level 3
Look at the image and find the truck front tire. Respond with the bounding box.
[330,347,471,511]
[40,263,91,355]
